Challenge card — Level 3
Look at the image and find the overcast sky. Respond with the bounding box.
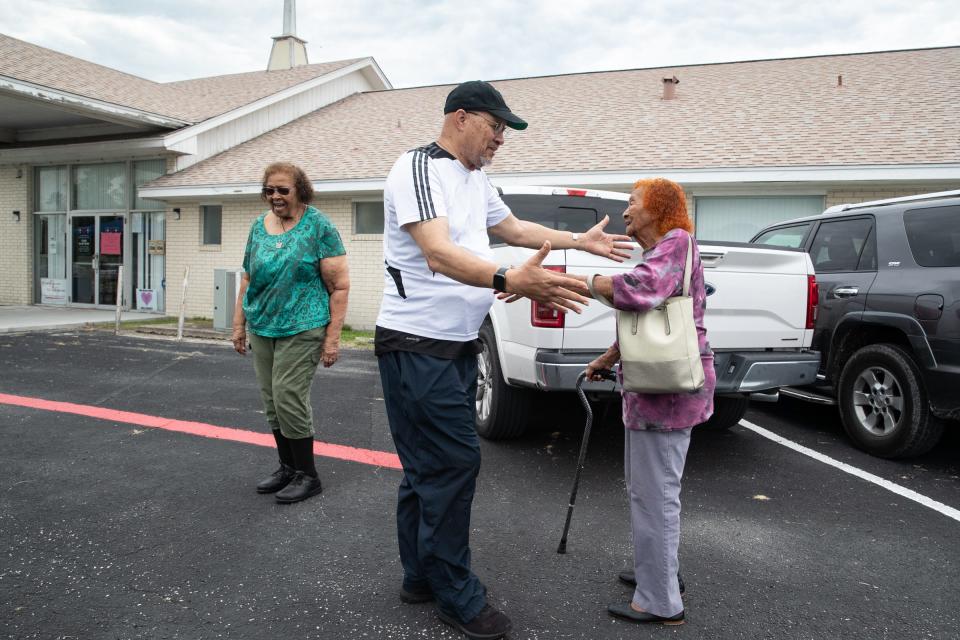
[2,0,957,88]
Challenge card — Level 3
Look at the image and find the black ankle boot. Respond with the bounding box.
[256,463,296,493]
[275,471,323,503]
[256,430,296,493]
[275,437,322,503]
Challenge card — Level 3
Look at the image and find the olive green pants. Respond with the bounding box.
[249,326,327,439]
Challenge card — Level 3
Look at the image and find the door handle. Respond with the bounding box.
[833,286,859,298]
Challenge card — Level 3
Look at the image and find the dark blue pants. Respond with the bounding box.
[378,350,486,623]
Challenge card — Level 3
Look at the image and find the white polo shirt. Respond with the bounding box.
[376,142,511,342]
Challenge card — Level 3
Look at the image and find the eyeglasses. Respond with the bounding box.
[262,186,292,196]
[466,111,508,136]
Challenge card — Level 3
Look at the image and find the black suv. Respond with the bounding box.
[751,191,960,458]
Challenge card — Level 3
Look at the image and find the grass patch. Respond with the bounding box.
[340,326,374,350]
[91,316,211,329]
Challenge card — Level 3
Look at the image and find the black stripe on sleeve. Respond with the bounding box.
[412,150,437,221]
[412,150,427,221]
[421,152,436,220]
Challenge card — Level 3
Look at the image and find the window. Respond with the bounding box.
[751,223,813,248]
[354,201,384,234]
[808,218,875,272]
[857,227,878,271]
[35,166,69,211]
[904,205,960,267]
[201,205,222,245]
[493,194,626,245]
[133,159,166,210]
[73,162,125,210]
[695,196,825,242]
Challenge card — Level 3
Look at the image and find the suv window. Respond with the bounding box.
[809,218,875,272]
[493,194,627,245]
[752,222,812,248]
[857,226,878,270]
[904,205,960,267]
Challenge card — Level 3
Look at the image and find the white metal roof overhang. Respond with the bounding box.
[0,75,188,131]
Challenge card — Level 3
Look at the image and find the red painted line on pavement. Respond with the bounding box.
[0,392,402,470]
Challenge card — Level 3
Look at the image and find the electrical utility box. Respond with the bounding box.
[213,268,243,331]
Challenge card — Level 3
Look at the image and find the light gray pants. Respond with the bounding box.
[624,426,692,617]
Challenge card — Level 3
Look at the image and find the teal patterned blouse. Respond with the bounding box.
[242,206,346,338]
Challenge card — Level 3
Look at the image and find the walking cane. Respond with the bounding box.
[557,368,617,554]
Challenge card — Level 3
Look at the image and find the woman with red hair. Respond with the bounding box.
[584,177,715,625]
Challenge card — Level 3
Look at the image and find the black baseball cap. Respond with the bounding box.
[443,80,528,130]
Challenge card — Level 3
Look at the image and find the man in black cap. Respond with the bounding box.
[375,80,632,640]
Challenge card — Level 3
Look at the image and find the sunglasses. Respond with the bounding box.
[466,111,508,136]
[262,186,292,196]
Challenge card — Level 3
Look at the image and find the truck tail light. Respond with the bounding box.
[806,275,819,330]
[530,266,565,328]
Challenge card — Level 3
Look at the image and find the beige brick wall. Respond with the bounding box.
[0,165,33,305]
[167,197,385,330]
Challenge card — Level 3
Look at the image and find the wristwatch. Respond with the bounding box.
[492,266,509,293]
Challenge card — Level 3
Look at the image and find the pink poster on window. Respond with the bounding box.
[100,231,121,255]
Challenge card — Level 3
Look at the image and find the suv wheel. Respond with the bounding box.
[476,322,532,440]
[696,395,749,431]
[837,343,942,458]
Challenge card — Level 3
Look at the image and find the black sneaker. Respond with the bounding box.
[275,471,323,503]
[399,585,434,604]
[438,603,511,640]
[618,569,686,595]
[256,464,295,494]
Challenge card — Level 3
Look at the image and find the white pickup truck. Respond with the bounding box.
[476,186,822,439]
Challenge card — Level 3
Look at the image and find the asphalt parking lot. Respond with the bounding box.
[1,331,958,640]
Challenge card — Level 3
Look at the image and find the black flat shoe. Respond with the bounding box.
[275,471,323,503]
[608,602,684,625]
[617,569,686,595]
[256,464,295,493]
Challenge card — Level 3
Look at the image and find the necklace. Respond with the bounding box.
[274,212,295,248]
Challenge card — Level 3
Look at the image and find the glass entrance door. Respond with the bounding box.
[70,214,125,306]
[97,215,124,305]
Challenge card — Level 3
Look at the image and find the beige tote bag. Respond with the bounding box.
[587,235,705,394]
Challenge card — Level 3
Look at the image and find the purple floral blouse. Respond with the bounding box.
[610,228,716,431]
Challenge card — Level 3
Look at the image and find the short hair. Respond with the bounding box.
[633,177,693,236]
[261,162,314,205]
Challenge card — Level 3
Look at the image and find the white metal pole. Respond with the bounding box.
[114,265,124,335]
[177,266,190,341]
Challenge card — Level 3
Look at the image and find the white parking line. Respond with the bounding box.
[739,420,960,524]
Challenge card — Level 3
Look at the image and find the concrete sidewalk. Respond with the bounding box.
[0,304,164,333]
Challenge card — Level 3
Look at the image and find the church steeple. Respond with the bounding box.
[267,0,309,71]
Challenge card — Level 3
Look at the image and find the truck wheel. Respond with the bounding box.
[475,323,532,440]
[696,395,749,431]
[837,344,942,458]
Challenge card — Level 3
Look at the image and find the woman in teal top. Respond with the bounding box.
[232,162,350,504]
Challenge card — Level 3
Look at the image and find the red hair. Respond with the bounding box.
[633,178,693,236]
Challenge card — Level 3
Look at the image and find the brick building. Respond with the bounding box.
[2,31,959,329]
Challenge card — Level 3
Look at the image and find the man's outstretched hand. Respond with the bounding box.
[578,215,634,262]
[499,241,591,313]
